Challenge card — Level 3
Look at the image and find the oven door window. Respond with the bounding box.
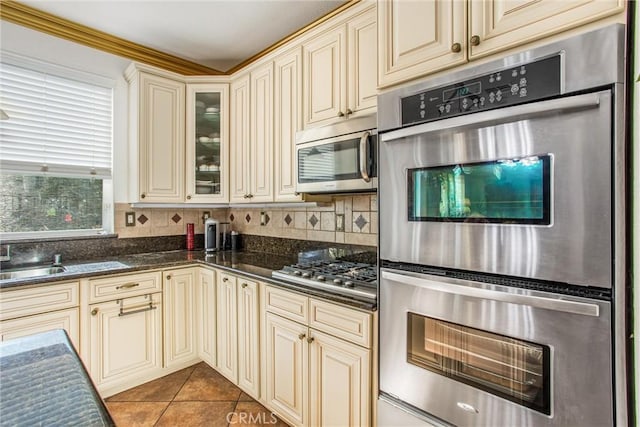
[298,139,361,183]
[407,313,551,415]
[408,155,551,224]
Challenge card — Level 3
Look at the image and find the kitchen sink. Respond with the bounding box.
[0,265,66,281]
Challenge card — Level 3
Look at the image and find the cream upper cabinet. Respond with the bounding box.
[197,267,216,368]
[274,48,303,202]
[468,0,624,59]
[185,84,229,203]
[230,74,251,203]
[304,6,377,129]
[164,268,198,369]
[378,0,466,88]
[129,71,186,202]
[249,62,274,202]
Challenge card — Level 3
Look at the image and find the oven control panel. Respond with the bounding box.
[401,55,561,126]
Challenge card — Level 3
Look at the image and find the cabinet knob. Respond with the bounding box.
[248,194,253,199]
[451,42,462,53]
[91,308,99,316]
[186,195,192,200]
[470,35,481,46]
[346,108,353,116]
[298,333,306,340]
[244,194,249,199]
[223,277,229,282]
[337,111,345,117]
[166,275,172,280]
[141,193,146,199]
[241,282,248,288]
[306,336,315,343]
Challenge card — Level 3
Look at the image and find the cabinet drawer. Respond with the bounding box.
[309,299,371,348]
[0,282,79,321]
[89,271,162,303]
[264,286,308,324]
[0,307,80,349]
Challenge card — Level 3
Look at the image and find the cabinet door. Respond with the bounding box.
[137,72,185,202]
[216,272,238,382]
[230,74,251,202]
[237,278,260,398]
[264,312,308,427]
[88,293,162,389]
[347,7,378,117]
[250,62,275,202]
[469,0,624,59]
[185,83,229,203]
[197,267,216,367]
[309,330,371,427]
[378,0,466,88]
[164,269,198,369]
[274,48,303,202]
[0,308,80,349]
[303,26,347,128]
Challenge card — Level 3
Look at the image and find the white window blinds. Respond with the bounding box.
[0,62,113,178]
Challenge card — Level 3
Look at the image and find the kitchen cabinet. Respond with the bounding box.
[164,268,198,369]
[229,74,251,202]
[185,83,229,202]
[263,286,371,427]
[303,6,377,129]
[0,281,79,348]
[216,271,261,398]
[127,69,185,202]
[196,267,216,367]
[378,0,623,88]
[84,271,163,396]
[274,47,303,202]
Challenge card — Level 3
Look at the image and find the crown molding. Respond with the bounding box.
[0,0,225,75]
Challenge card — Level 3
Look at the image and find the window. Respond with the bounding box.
[0,55,113,238]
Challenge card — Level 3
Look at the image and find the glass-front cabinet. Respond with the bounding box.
[185,83,229,202]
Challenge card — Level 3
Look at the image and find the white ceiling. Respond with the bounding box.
[19,0,347,72]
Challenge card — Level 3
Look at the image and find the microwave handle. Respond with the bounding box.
[381,269,601,317]
[380,92,602,142]
[359,131,371,182]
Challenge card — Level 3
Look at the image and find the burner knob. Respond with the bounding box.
[344,281,354,288]
[292,270,301,276]
[302,272,311,278]
[333,278,342,285]
[316,275,325,281]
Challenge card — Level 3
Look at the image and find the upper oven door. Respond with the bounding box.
[296,131,377,194]
[379,90,612,288]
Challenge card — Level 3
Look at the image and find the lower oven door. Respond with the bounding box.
[379,268,613,427]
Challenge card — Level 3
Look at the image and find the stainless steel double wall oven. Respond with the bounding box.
[377,25,628,427]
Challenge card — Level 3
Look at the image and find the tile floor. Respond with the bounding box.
[105,362,289,427]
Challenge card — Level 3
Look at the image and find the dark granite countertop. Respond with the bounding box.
[0,329,115,426]
[0,250,377,310]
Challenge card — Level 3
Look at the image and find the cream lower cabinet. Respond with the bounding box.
[197,267,217,367]
[263,286,372,427]
[164,268,199,369]
[217,271,261,398]
[0,281,80,348]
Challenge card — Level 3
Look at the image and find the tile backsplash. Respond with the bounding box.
[113,194,377,247]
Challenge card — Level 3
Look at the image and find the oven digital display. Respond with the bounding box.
[407,155,551,224]
[442,82,481,101]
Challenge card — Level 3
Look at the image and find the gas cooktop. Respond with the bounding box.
[272,257,377,301]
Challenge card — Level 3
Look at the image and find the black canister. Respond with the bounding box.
[231,231,240,251]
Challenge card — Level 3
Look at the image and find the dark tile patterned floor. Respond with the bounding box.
[105,362,289,427]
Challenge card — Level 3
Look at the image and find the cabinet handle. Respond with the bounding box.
[223,277,229,282]
[307,336,315,343]
[298,333,306,340]
[187,195,192,200]
[470,35,480,46]
[116,282,139,290]
[91,308,99,316]
[141,193,146,199]
[244,194,249,199]
[241,282,248,288]
[337,111,345,117]
[166,275,172,280]
[451,42,462,53]
[346,108,353,116]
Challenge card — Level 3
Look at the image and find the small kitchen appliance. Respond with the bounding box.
[204,218,220,253]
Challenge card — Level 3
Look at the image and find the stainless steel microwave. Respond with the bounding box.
[296,115,377,194]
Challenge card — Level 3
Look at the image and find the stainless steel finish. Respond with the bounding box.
[379,268,613,427]
[381,270,600,316]
[204,218,220,253]
[378,394,451,427]
[0,265,66,280]
[271,269,376,300]
[380,90,613,287]
[359,130,371,182]
[296,114,376,145]
[53,254,62,266]
[380,93,601,142]
[378,25,624,132]
[0,244,10,262]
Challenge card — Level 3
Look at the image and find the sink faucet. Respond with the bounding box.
[0,245,10,262]
[52,254,62,267]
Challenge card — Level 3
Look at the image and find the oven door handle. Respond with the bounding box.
[359,131,371,182]
[381,269,600,317]
[380,92,602,142]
